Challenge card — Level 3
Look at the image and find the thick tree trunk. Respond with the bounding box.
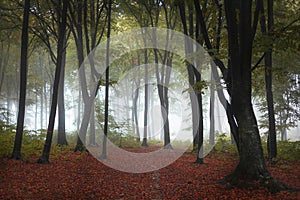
[223,0,287,191]
[11,0,30,160]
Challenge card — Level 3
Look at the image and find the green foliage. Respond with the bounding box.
[262,140,300,161]
[0,124,46,160]
[213,132,300,162]
[213,132,238,155]
[147,138,163,146]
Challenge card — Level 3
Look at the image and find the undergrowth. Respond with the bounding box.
[1,121,299,163]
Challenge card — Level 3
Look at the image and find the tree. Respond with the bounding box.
[178,1,204,163]
[259,0,277,162]
[37,0,68,163]
[11,0,30,160]
[100,0,112,159]
[252,0,300,143]
[189,0,292,190]
[28,0,69,146]
[221,0,287,190]
[68,0,106,152]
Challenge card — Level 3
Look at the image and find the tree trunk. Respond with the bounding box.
[39,54,44,130]
[222,0,287,191]
[37,0,67,164]
[141,48,149,147]
[11,0,30,160]
[0,41,10,99]
[57,35,68,146]
[193,0,240,150]
[179,2,204,159]
[100,0,112,159]
[209,71,215,145]
[263,0,277,161]
[281,128,287,141]
[133,80,140,142]
[89,103,97,146]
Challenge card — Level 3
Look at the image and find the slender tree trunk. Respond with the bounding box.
[39,54,44,130]
[35,90,38,130]
[89,103,96,146]
[281,128,287,141]
[179,2,203,156]
[0,41,10,96]
[11,0,30,160]
[44,85,48,127]
[194,68,204,164]
[72,0,103,152]
[264,0,277,161]
[57,36,68,146]
[37,0,67,163]
[6,84,11,124]
[133,80,140,142]
[141,48,149,147]
[77,90,81,133]
[153,27,172,148]
[209,71,215,145]
[100,0,112,159]
[193,0,240,150]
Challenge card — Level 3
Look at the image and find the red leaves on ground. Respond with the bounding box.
[0,149,299,199]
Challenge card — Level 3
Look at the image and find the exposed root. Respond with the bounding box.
[37,156,50,164]
[220,168,295,193]
[73,145,87,152]
[10,153,23,161]
[194,157,204,164]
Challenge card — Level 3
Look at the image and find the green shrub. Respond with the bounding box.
[261,140,300,161]
[213,132,238,154]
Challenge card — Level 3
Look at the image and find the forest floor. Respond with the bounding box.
[0,145,299,200]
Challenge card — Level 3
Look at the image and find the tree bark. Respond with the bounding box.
[11,0,30,160]
[100,0,112,159]
[209,71,215,145]
[264,0,277,161]
[57,35,68,146]
[141,49,149,147]
[222,0,287,191]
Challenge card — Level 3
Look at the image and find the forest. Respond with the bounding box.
[0,0,300,199]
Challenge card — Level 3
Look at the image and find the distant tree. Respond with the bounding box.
[11,0,30,160]
[141,48,149,147]
[28,0,69,146]
[178,1,204,164]
[68,0,106,151]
